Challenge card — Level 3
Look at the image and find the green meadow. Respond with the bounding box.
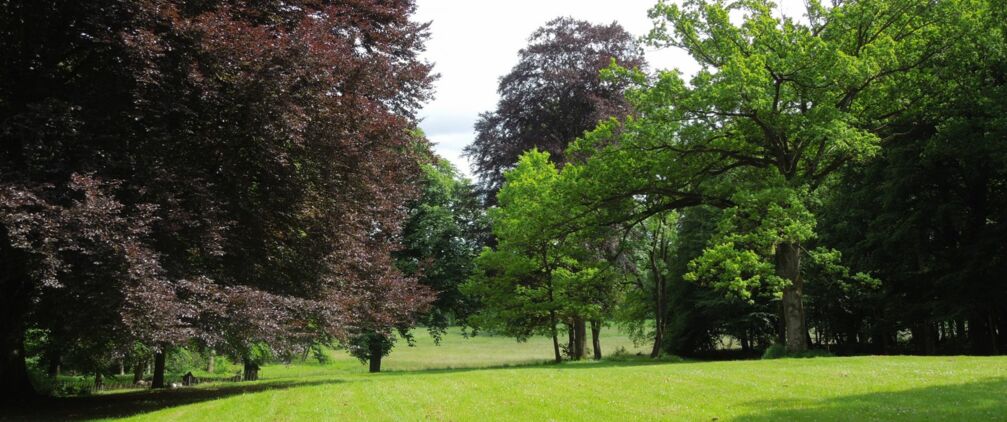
[7,329,1006,421]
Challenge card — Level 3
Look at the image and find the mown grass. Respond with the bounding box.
[5,328,1006,421]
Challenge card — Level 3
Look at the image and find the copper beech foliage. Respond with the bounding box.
[1,0,435,395]
[464,17,646,197]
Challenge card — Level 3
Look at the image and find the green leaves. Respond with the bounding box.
[562,0,963,307]
[466,150,622,338]
[686,187,815,301]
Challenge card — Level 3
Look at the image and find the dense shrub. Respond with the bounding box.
[762,344,834,360]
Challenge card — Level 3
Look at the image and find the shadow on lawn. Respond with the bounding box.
[0,359,680,421]
[378,355,690,376]
[733,377,1007,421]
[0,378,347,421]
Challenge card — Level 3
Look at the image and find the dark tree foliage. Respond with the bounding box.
[395,157,489,337]
[464,17,646,198]
[1,0,434,397]
[620,206,777,358]
[811,0,1007,355]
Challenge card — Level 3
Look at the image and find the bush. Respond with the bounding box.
[791,349,834,358]
[211,355,231,374]
[311,344,330,365]
[761,344,787,359]
[762,344,834,359]
[605,347,684,363]
[51,381,92,397]
[167,347,208,374]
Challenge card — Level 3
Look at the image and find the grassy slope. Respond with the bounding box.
[9,329,1007,421]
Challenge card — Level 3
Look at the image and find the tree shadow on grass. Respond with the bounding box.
[733,377,1007,421]
[0,378,348,421]
[378,355,692,376]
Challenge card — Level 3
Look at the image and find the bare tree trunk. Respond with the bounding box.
[573,317,587,360]
[925,322,937,355]
[989,314,999,355]
[777,242,807,353]
[0,234,37,401]
[650,274,666,358]
[0,281,36,400]
[567,322,575,358]
[243,359,260,380]
[969,314,996,355]
[151,350,166,389]
[368,337,382,373]
[47,350,60,378]
[118,359,125,376]
[206,350,215,373]
[591,320,602,360]
[133,359,145,384]
[94,372,104,391]
[550,311,561,363]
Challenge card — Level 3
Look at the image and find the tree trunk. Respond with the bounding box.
[46,351,60,378]
[118,359,125,376]
[591,320,602,360]
[243,359,260,381]
[989,314,999,355]
[997,311,1007,354]
[94,372,104,391]
[566,322,575,358]
[206,350,215,373]
[550,311,561,363]
[151,351,166,389]
[368,337,382,373]
[969,315,996,355]
[133,360,145,384]
[777,242,807,353]
[0,278,36,400]
[650,273,665,358]
[925,322,937,355]
[573,317,587,360]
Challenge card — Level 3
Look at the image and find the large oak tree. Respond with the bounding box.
[565,0,963,353]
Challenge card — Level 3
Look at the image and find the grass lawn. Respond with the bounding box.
[5,328,1006,421]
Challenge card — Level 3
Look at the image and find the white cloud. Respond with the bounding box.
[414,0,808,178]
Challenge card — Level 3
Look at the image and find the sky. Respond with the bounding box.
[413,0,807,178]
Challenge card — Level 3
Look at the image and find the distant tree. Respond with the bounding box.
[396,157,490,336]
[618,213,678,357]
[1,0,434,397]
[464,17,646,199]
[564,0,960,353]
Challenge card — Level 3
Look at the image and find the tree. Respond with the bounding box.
[465,17,646,198]
[464,150,620,361]
[565,0,959,353]
[396,157,489,336]
[815,0,1007,354]
[619,213,678,357]
[1,0,435,397]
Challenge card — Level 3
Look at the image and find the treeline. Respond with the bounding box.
[2,0,1005,402]
[462,0,1006,359]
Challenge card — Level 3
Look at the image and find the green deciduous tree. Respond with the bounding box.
[566,0,960,352]
[464,150,620,361]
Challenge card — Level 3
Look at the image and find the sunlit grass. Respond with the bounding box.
[12,329,1007,421]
